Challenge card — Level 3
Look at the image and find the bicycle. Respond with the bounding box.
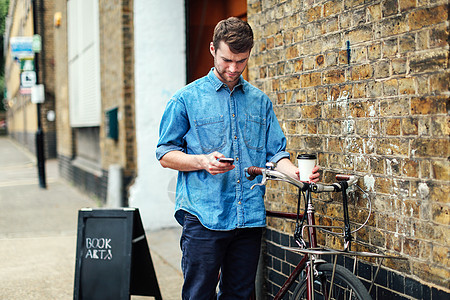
[245,162,406,300]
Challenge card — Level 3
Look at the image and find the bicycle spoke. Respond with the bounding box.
[368,257,384,294]
[327,256,338,300]
[292,263,371,300]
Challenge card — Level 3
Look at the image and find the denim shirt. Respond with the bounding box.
[156,69,290,230]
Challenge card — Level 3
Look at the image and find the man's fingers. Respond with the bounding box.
[309,166,321,182]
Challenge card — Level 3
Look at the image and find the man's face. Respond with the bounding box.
[210,41,250,89]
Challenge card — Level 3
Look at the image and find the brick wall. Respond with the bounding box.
[59,154,133,205]
[58,154,108,202]
[247,0,449,299]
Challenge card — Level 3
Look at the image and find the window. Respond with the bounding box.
[67,0,101,127]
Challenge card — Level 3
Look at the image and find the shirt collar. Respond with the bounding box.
[208,68,245,93]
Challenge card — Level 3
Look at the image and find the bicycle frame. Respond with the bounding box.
[266,186,323,300]
[246,163,361,299]
[248,164,406,300]
[266,210,309,299]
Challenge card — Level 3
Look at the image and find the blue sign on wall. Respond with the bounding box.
[10,37,34,58]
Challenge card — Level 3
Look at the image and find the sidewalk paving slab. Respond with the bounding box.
[0,137,183,299]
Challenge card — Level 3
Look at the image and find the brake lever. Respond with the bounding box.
[250,171,267,190]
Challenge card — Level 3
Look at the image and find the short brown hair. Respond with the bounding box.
[213,17,253,54]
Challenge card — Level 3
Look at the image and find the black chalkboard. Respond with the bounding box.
[73,208,162,300]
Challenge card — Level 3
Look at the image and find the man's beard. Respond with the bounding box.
[214,60,242,84]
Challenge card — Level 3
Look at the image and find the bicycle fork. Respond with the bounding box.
[306,257,342,300]
[305,189,321,300]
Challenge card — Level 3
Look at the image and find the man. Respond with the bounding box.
[156,17,319,299]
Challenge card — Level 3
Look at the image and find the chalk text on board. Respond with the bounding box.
[85,238,113,260]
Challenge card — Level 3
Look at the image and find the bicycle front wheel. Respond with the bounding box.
[292,263,371,300]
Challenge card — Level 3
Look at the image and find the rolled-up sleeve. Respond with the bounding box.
[156,97,188,160]
[265,100,290,163]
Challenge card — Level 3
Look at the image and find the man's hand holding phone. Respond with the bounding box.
[202,152,235,175]
[218,157,234,164]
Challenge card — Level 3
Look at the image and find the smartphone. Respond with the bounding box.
[218,157,234,164]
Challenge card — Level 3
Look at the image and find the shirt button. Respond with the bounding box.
[237,179,240,183]
[236,157,239,161]
[238,201,242,205]
[232,114,235,118]
[234,136,237,139]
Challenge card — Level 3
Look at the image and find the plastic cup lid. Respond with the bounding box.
[297,154,317,159]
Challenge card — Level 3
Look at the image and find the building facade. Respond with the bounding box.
[4,0,56,159]
[54,0,137,203]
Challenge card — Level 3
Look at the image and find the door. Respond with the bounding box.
[186,0,248,83]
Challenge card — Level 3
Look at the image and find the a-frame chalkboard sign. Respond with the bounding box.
[73,208,162,300]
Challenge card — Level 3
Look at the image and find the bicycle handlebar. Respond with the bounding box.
[245,165,358,192]
[246,166,263,176]
[247,164,372,253]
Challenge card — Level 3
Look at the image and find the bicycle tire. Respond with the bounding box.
[291,263,372,300]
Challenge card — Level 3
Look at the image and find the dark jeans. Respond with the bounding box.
[180,213,262,300]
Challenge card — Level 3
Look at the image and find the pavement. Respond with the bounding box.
[0,136,183,300]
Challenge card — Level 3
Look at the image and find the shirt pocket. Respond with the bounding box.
[194,115,226,153]
[244,114,266,151]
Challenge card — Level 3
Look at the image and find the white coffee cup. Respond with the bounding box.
[297,154,317,182]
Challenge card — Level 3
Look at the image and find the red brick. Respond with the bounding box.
[432,160,449,181]
[300,72,321,87]
[315,54,325,68]
[430,25,449,48]
[324,0,342,17]
[430,72,449,94]
[432,204,449,225]
[385,118,401,135]
[301,104,321,118]
[410,50,448,73]
[367,3,382,21]
[408,5,448,31]
[401,117,418,135]
[294,59,304,73]
[399,0,416,11]
[286,45,299,59]
[306,5,322,22]
[392,58,407,75]
[380,98,409,117]
[411,138,449,158]
[338,50,349,65]
[380,15,408,37]
[411,96,447,115]
[398,77,415,95]
[351,64,374,80]
[280,75,300,90]
[383,0,398,17]
[323,69,345,84]
[376,138,409,156]
[374,61,390,79]
[383,79,398,96]
[402,158,419,178]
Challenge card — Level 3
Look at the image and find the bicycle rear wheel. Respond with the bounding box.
[292,263,371,300]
